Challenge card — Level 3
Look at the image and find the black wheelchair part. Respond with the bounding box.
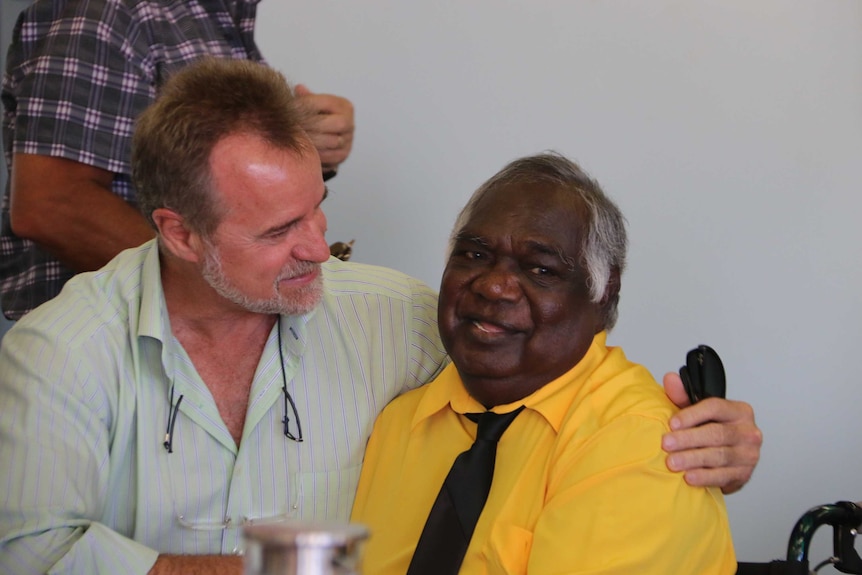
[736,501,862,574]
[678,347,860,574]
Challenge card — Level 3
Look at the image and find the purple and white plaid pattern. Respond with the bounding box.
[0,0,263,319]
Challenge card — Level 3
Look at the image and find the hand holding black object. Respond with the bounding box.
[679,345,727,404]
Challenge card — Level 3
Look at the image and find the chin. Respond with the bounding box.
[281,278,324,314]
[457,361,519,386]
[463,381,520,409]
[450,347,519,375]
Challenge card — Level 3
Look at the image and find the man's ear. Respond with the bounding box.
[599,267,622,329]
[599,267,622,311]
[152,208,204,263]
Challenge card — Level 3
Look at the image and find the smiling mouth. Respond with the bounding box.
[471,319,512,335]
[279,264,321,286]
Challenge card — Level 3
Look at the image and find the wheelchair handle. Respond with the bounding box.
[786,500,862,573]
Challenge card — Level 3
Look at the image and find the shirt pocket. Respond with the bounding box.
[480,522,534,574]
[296,464,363,521]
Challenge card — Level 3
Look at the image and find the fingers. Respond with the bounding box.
[304,93,354,119]
[661,377,763,493]
[665,445,757,495]
[663,414,762,454]
[294,87,354,128]
[663,418,762,494]
[306,130,351,152]
[305,130,353,166]
[662,371,691,409]
[676,466,753,495]
[294,86,355,168]
[294,83,312,97]
[669,397,754,431]
[664,421,724,452]
[301,107,354,136]
[664,426,761,464]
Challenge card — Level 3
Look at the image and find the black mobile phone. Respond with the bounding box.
[679,344,726,403]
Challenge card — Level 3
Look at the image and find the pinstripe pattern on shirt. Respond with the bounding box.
[0,240,449,574]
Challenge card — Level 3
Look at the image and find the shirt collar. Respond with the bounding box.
[134,238,322,371]
[137,239,170,344]
[412,331,611,434]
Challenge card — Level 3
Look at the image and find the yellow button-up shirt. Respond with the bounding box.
[352,332,736,574]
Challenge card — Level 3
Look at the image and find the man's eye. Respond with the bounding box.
[453,249,484,260]
[529,265,555,277]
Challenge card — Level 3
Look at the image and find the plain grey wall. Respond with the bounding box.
[256,0,862,564]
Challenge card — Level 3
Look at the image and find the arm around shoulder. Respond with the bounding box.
[528,415,737,574]
[662,372,763,494]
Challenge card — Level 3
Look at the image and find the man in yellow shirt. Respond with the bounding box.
[351,152,736,574]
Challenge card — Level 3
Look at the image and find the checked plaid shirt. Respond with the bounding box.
[0,0,263,319]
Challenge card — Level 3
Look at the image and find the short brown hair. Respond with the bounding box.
[132,58,313,237]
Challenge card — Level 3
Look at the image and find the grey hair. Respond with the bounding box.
[448,152,628,330]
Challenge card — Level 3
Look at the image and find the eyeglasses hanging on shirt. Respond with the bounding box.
[163,316,303,453]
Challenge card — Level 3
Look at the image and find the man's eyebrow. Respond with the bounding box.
[522,240,578,271]
[260,218,299,237]
[259,186,328,237]
[453,232,489,247]
[523,239,563,258]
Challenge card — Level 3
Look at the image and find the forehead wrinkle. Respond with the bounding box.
[523,239,559,257]
[454,231,489,246]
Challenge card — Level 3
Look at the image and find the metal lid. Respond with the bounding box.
[243,520,369,548]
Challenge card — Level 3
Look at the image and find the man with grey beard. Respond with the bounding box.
[0,58,760,575]
[1,0,355,320]
[0,58,445,575]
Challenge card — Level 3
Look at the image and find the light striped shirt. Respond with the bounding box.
[0,240,448,574]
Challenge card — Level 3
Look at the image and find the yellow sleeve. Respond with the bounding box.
[527,413,736,574]
[350,410,386,524]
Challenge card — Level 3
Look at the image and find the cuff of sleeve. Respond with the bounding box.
[48,523,159,575]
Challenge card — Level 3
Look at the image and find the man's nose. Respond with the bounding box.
[296,215,330,263]
[471,265,523,302]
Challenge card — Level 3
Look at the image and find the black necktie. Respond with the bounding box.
[406,406,525,575]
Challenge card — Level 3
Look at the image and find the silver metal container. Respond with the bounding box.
[243,520,370,575]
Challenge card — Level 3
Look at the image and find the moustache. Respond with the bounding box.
[278,261,321,282]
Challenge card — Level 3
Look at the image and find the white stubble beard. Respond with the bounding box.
[201,245,323,316]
